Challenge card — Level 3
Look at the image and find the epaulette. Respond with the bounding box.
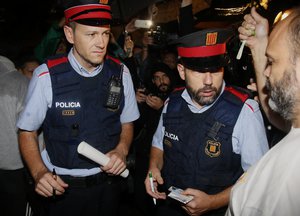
[46,55,68,69]
[106,55,121,65]
[225,86,249,103]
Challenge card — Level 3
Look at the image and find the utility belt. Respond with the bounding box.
[60,172,122,188]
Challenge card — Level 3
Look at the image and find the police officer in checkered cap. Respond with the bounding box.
[17,0,140,215]
[144,28,269,216]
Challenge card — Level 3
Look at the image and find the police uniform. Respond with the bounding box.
[17,1,139,216]
[151,29,269,216]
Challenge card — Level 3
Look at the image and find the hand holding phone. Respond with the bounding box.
[134,19,153,29]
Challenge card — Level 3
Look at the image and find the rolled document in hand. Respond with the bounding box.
[77,141,129,178]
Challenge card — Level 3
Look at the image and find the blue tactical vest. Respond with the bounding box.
[162,86,248,194]
[43,55,124,169]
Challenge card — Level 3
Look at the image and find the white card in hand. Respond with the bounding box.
[168,186,194,204]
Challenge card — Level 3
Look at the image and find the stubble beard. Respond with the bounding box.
[265,69,296,121]
[186,84,219,106]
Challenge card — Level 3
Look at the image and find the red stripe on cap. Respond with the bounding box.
[178,43,226,58]
[65,5,111,24]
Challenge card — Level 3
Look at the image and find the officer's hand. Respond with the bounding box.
[144,168,166,200]
[181,188,212,216]
[35,170,68,197]
[102,149,127,176]
[136,88,147,103]
[146,95,164,110]
[238,7,269,49]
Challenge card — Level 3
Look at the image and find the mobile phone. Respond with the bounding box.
[134,19,153,29]
[105,75,122,111]
[168,186,194,204]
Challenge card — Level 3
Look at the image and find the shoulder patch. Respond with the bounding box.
[38,71,49,77]
[245,102,254,112]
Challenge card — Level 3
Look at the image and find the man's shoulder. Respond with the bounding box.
[224,86,251,103]
[33,63,50,78]
[243,98,260,113]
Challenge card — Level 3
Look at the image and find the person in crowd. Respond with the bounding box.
[0,56,30,216]
[34,16,68,63]
[144,28,269,216]
[226,6,300,215]
[16,55,40,79]
[238,7,291,133]
[160,49,184,88]
[136,62,175,106]
[134,62,175,216]
[17,1,139,216]
[121,33,140,90]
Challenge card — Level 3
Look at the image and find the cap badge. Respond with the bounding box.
[205,32,218,46]
[99,0,108,4]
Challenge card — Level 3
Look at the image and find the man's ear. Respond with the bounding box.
[64,25,75,45]
[177,64,186,80]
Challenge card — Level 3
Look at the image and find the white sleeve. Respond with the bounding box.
[232,99,269,171]
[17,63,52,131]
[151,103,168,151]
[120,64,140,123]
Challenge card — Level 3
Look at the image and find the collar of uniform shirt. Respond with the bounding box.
[68,48,103,77]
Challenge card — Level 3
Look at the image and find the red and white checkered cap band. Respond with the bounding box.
[65,4,112,24]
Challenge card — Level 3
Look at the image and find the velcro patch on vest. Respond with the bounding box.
[205,140,221,157]
[62,110,75,116]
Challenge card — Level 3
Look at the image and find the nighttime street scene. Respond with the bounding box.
[1,0,300,216]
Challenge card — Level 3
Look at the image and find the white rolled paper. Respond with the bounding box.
[236,40,246,60]
[77,141,129,178]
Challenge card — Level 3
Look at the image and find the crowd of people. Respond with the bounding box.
[1,0,300,215]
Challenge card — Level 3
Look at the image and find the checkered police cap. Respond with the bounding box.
[176,28,233,72]
[64,0,112,26]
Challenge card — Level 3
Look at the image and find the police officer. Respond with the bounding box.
[144,28,269,216]
[17,1,139,216]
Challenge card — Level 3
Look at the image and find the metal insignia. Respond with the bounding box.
[206,32,218,45]
[205,140,221,157]
[62,110,75,116]
[100,0,108,4]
